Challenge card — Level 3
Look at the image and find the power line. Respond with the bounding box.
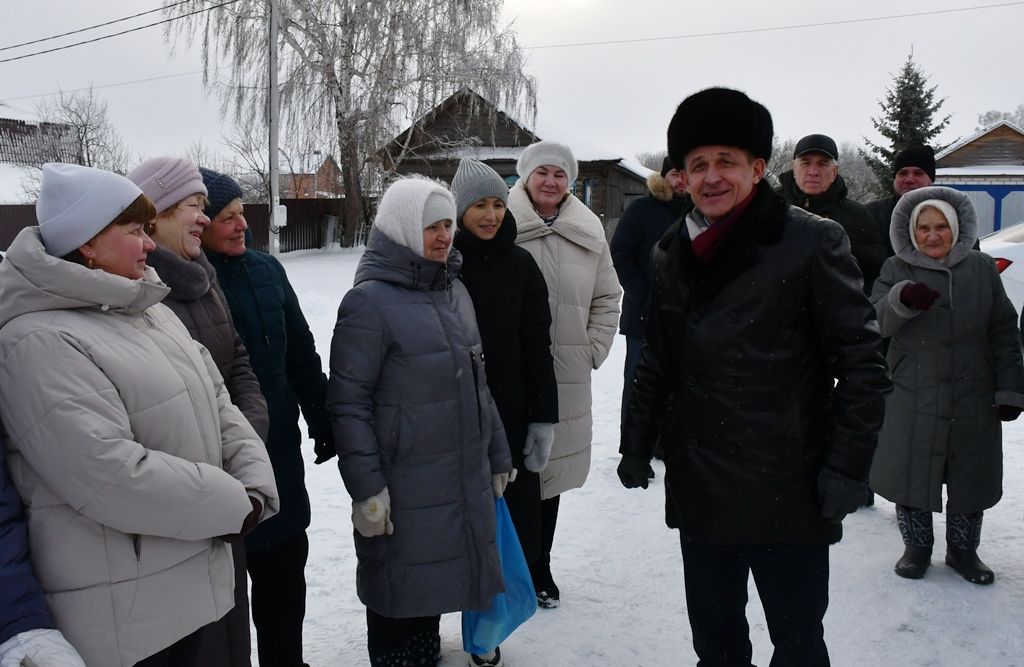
[0,0,239,65]
[0,69,216,103]
[0,1,192,53]
[526,1,1024,49]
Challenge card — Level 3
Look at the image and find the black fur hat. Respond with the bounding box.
[667,87,774,169]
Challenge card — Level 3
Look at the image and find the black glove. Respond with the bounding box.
[996,405,1022,422]
[817,466,869,524]
[220,496,263,542]
[899,282,941,311]
[313,434,337,465]
[617,454,652,490]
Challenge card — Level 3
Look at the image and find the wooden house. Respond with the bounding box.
[936,121,1024,233]
[380,88,652,237]
[280,155,344,199]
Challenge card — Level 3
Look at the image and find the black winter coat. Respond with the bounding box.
[620,181,890,546]
[611,174,688,337]
[778,170,888,293]
[206,246,332,551]
[866,194,899,257]
[453,213,558,563]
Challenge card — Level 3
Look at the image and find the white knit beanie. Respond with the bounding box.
[37,163,144,258]
[516,140,578,187]
[909,198,960,251]
[374,177,456,257]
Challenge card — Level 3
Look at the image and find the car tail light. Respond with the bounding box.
[994,257,1013,273]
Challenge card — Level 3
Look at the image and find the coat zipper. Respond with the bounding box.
[469,350,483,431]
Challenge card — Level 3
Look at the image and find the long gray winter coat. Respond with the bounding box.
[327,225,512,619]
[870,186,1024,513]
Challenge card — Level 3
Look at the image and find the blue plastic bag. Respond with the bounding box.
[462,496,537,654]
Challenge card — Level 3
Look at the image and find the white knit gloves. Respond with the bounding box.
[523,422,555,472]
[352,487,394,537]
[0,629,86,667]
[492,468,517,498]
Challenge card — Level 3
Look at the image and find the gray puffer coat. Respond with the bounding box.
[870,186,1024,513]
[327,227,512,619]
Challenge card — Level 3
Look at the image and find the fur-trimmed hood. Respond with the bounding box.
[509,179,606,254]
[891,186,978,270]
[646,172,675,202]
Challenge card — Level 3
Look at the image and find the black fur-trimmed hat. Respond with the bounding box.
[667,87,773,169]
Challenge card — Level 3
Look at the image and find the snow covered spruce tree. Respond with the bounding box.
[861,52,951,192]
[163,0,535,246]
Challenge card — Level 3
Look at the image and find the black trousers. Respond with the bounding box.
[135,626,204,667]
[365,608,441,666]
[247,532,309,667]
[680,538,830,667]
[529,494,560,584]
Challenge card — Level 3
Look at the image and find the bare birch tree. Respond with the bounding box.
[163,0,535,245]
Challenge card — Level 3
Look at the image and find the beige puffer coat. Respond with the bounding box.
[0,227,279,667]
[509,181,621,498]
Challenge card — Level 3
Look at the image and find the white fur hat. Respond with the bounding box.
[373,176,456,257]
[36,163,143,258]
[909,198,960,251]
[516,140,578,187]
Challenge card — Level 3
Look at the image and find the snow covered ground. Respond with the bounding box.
[277,246,1024,667]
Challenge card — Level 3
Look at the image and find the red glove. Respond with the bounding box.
[220,496,263,542]
[997,405,1021,422]
[899,283,941,311]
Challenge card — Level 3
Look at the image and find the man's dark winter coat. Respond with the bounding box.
[453,212,558,563]
[611,173,689,337]
[778,170,888,293]
[206,244,332,551]
[620,181,890,546]
[866,194,900,257]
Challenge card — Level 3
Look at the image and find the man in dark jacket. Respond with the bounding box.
[199,169,334,667]
[778,133,889,293]
[866,144,937,256]
[611,156,688,425]
[617,88,890,666]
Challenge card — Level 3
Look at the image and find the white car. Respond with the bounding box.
[979,222,1024,316]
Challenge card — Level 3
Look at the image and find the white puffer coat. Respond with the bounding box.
[509,181,621,498]
[0,227,279,667]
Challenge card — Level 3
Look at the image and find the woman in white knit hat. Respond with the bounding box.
[0,163,279,667]
[327,176,514,667]
[870,185,1024,585]
[506,140,621,608]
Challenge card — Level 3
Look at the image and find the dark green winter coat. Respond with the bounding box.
[869,186,1024,513]
[206,244,333,551]
[778,170,888,293]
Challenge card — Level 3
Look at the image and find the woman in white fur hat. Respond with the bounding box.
[870,185,1024,585]
[327,176,513,667]
[0,163,279,666]
[506,140,621,608]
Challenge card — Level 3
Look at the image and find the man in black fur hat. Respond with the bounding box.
[866,144,937,256]
[617,87,890,666]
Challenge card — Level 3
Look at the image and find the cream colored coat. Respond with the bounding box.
[0,228,279,667]
[509,181,621,498]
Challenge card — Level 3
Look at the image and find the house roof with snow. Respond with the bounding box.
[936,121,1024,169]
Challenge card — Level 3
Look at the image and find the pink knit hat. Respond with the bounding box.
[127,157,207,214]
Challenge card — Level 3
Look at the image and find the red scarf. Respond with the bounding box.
[691,188,758,263]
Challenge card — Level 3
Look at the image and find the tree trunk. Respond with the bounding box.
[338,119,364,247]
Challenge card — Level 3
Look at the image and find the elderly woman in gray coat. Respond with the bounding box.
[870,185,1024,585]
[327,177,513,667]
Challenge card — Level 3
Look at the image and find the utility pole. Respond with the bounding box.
[267,0,283,255]
[312,149,321,198]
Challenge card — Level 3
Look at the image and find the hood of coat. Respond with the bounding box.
[146,244,214,301]
[355,226,464,291]
[778,169,850,210]
[453,209,517,259]
[647,172,676,202]
[508,179,606,254]
[0,227,169,330]
[891,186,978,269]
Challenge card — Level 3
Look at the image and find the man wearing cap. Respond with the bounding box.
[867,144,937,256]
[617,88,889,665]
[199,168,334,667]
[778,134,888,292]
[611,156,688,446]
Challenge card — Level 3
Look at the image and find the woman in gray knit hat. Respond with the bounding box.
[506,140,621,608]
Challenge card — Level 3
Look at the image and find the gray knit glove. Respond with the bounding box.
[352,487,394,537]
[523,422,555,472]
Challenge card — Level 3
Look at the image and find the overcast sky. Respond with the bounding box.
[2,0,1022,166]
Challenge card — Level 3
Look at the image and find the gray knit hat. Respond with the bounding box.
[516,140,578,186]
[127,157,207,215]
[36,163,143,258]
[452,158,508,220]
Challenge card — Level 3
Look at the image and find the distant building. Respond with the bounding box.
[380,88,651,236]
[280,155,344,198]
[936,121,1024,233]
[0,117,81,166]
